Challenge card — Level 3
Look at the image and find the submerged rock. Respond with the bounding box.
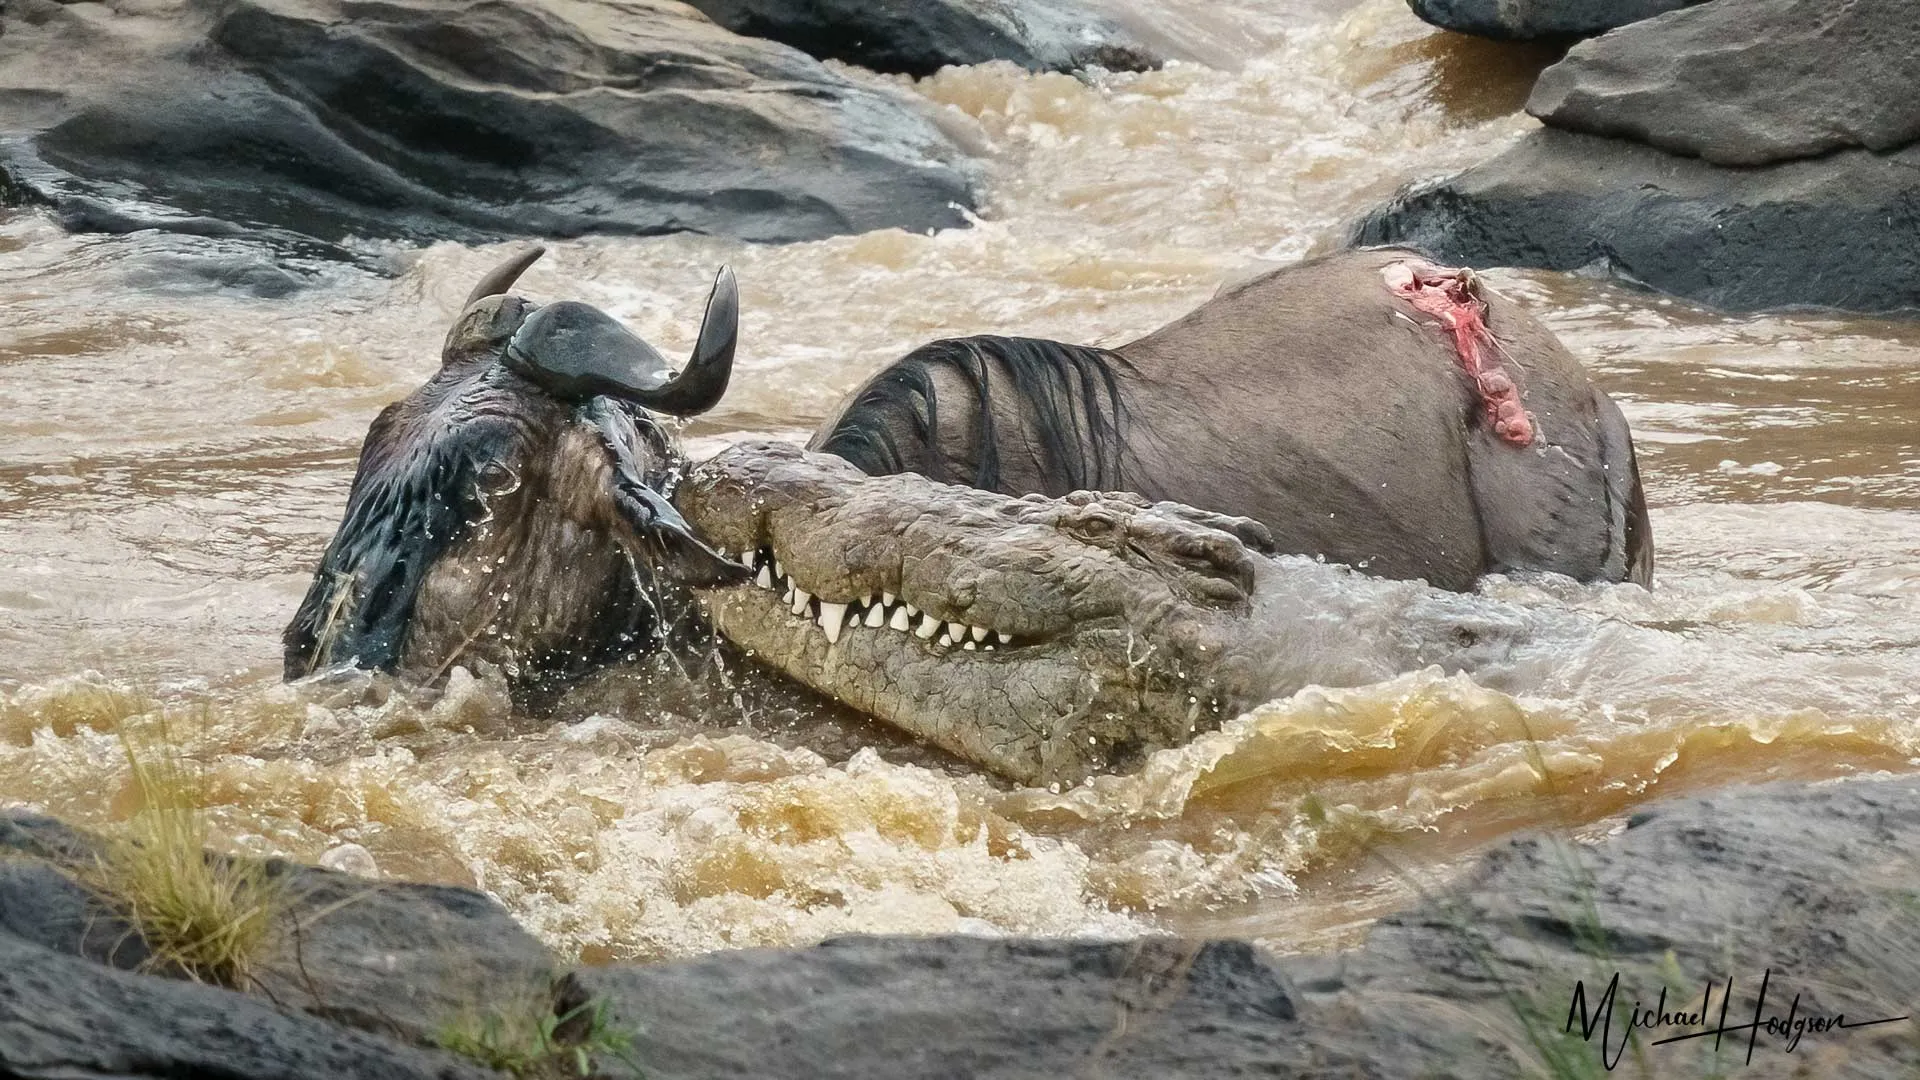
[0,0,977,255]
[1529,0,1920,166]
[1406,0,1701,41]
[1351,130,1920,315]
[680,0,1161,77]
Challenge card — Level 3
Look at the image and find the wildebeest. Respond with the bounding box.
[283,248,748,696]
[812,247,1651,590]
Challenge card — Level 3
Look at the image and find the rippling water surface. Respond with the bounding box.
[2,0,1916,961]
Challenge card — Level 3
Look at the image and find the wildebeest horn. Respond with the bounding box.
[632,265,738,417]
[463,246,546,307]
[501,266,738,417]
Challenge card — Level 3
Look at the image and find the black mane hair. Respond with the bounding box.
[814,335,1137,495]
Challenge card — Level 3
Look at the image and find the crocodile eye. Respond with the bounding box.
[1065,509,1121,543]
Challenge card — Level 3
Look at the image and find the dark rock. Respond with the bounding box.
[1351,129,1920,314]
[681,0,1160,77]
[0,811,557,1048]
[573,775,1920,1078]
[1529,0,1920,166]
[0,0,977,255]
[250,855,557,1047]
[0,933,496,1080]
[571,935,1320,1078]
[1406,0,1702,41]
[0,814,151,969]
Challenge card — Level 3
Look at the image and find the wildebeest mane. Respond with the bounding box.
[814,335,1135,495]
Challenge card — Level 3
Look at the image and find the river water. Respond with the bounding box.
[2,0,1916,961]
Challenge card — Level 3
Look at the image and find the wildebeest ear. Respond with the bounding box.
[582,398,751,588]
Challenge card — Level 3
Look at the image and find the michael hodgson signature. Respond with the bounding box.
[1565,969,1908,1070]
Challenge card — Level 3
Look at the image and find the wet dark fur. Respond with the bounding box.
[812,335,1136,496]
[283,358,681,694]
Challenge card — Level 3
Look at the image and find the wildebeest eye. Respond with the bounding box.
[476,460,521,497]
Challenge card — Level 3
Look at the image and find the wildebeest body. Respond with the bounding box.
[813,247,1650,590]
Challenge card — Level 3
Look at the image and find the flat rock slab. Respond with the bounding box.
[1530,0,1920,166]
[0,811,556,1049]
[0,0,977,257]
[1406,0,1702,41]
[681,0,1160,77]
[575,775,1920,1078]
[573,936,1317,1078]
[1351,128,1920,314]
[0,933,496,1080]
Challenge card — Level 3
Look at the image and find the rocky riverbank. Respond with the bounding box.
[0,0,1173,283]
[0,0,981,271]
[6,773,1915,1078]
[1358,0,1920,314]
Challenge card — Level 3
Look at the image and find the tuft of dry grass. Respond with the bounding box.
[83,716,287,989]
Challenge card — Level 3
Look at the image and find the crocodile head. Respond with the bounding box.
[678,441,1320,786]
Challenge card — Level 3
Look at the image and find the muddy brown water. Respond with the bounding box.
[2,0,1916,961]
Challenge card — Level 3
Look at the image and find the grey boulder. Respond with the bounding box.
[0,934,496,1080]
[1351,129,1920,315]
[1530,0,1920,166]
[0,811,557,1051]
[680,0,1161,77]
[1406,0,1702,41]
[0,0,977,255]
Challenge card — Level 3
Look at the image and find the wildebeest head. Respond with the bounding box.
[284,247,749,691]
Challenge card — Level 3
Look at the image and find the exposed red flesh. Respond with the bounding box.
[1383,260,1535,447]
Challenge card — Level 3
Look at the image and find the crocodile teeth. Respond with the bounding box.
[791,588,812,616]
[994,630,1012,645]
[962,641,977,651]
[890,606,912,632]
[946,621,965,642]
[755,565,773,589]
[904,603,920,619]
[938,632,953,647]
[782,586,795,605]
[772,557,784,581]
[915,614,939,639]
[882,592,896,607]
[818,602,847,644]
[968,625,988,643]
[865,605,886,627]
